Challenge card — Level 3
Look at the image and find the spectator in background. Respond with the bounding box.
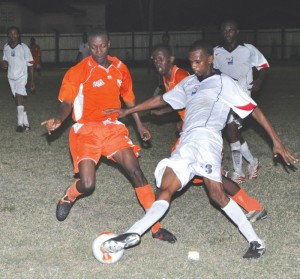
[1,26,35,132]
[76,32,90,63]
[29,37,42,89]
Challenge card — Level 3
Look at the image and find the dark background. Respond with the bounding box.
[18,0,300,32]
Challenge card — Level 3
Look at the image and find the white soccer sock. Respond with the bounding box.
[230,141,244,175]
[240,142,254,164]
[23,111,29,126]
[126,200,169,236]
[17,106,24,126]
[222,199,264,246]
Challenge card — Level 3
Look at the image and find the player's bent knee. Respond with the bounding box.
[79,179,96,195]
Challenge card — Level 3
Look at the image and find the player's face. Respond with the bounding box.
[8,29,20,44]
[188,49,213,77]
[221,23,239,44]
[151,49,173,76]
[88,35,110,66]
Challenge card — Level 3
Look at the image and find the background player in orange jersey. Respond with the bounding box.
[41,29,176,243]
[150,44,267,222]
[29,37,42,88]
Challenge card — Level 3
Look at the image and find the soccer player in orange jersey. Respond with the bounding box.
[41,29,176,243]
[150,44,267,222]
[29,37,42,82]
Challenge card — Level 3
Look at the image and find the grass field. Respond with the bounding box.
[0,64,299,279]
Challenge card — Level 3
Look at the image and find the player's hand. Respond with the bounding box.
[249,78,263,92]
[41,118,62,135]
[30,82,36,93]
[273,144,298,166]
[103,108,128,118]
[1,60,8,70]
[137,126,151,141]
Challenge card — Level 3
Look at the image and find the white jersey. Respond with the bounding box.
[79,42,90,59]
[3,42,34,80]
[163,72,257,134]
[213,43,269,95]
[155,72,257,185]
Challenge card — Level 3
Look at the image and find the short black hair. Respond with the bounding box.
[87,28,109,41]
[189,40,213,56]
[6,26,21,36]
[152,44,173,56]
[220,19,239,30]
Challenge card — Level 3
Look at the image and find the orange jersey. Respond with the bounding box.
[29,44,41,65]
[58,55,135,123]
[163,65,189,119]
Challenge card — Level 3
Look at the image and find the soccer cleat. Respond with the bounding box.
[23,125,31,131]
[243,241,266,259]
[101,233,141,253]
[152,228,177,243]
[16,125,24,132]
[246,208,267,223]
[248,158,260,180]
[56,194,75,221]
[231,171,246,184]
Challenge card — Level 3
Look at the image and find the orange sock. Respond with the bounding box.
[231,188,263,212]
[192,177,204,184]
[135,184,161,233]
[66,180,83,202]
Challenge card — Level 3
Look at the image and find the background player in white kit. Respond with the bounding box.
[102,40,297,259]
[214,19,269,183]
[1,26,35,132]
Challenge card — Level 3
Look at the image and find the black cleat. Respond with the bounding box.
[16,125,24,132]
[23,125,31,131]
[152,228,177,243]
[56,194,75,221]
[243,241,266,259]
[101,233,141,253]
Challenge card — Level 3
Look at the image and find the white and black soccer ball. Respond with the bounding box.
[92,232,124,264]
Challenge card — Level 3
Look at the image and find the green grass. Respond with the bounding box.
[0,65,299,279]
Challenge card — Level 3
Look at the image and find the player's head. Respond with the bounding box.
[188,40,214,77]
[30,37,35,44]
[87,28,110,66]
[220,19,239,44]
[151,44,174,77]
[7,26,21,44]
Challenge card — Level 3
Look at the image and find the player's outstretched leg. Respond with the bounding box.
[101,233,141,253]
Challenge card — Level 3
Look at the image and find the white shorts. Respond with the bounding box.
[154,128,223,190]
[8,75,28,97]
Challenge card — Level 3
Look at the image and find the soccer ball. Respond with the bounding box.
[92,232,124,264]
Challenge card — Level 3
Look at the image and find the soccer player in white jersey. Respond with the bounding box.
[102,40,298,259]
[213,19,269,183]
[1,26,35,132]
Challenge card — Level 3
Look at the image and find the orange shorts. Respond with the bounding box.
[69,120,140,173]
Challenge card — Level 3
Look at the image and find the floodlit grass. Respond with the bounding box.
[0,64,299,279]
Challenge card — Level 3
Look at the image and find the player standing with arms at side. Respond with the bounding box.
[214,19,269,184]
[76,32,90,63]
[1,26,35,132]
[29,37,42,89]
[102,41,298,259]
[151,44,267,222]
[41,29,176,243]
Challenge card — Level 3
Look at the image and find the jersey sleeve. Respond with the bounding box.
[220,75,257,119]
[115,59,135,103]
[246,44,269,70]
[23,44,34,66]
[58,69,77,103]
[163,81,187,110]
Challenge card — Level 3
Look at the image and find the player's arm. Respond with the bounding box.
[251,107,298,165]
[28,65,35,91]
[41,101,72,135]
[123,99,156,141]
[250,68,267,92]
[106,95,167,118]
